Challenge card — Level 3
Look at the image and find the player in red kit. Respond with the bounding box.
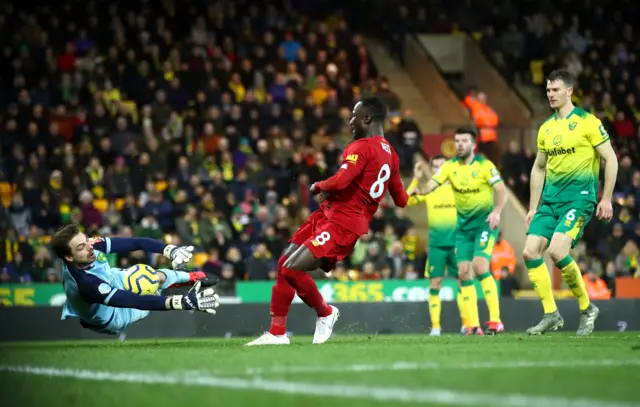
[246,96,408,346]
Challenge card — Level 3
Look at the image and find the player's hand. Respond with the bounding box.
[317,191,328,203]
[166,281,220,314]
[596,199,613,221]
[163,244,194,269]
[413,162,423,178]
[309,182,322,196]
[524,210,535,230]
[486,210,501,230]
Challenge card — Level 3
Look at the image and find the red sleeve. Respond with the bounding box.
[315,144,367,193]
[388,158,408,207]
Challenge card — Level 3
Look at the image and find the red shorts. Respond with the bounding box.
[288,209,359,265]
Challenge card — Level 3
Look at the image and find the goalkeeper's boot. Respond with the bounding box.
[485,321,504,335]
[576,303,599,336]
[312,305,340,344]
[526,310,564,335]
[245,332,290,346]
[464,326,483,336]
[429,328,441,337]
[170,271,219,288]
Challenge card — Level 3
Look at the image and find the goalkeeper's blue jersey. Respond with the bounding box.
[60,237,127,330]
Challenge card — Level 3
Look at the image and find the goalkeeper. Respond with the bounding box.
[52,224,220,335]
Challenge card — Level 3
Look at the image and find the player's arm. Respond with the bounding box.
[76,273,219,314]
[591,120,618,221]
[529,152,547,212]
[90,237,194,269]
[388,165,409,208]
[595,140,618,203]
[312,146,366,193]
[424,160,449,194]
[529,126,548,213]
[488,165,507,214]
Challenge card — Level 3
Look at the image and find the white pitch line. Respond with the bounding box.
[243,359,640,375]
[0,364,637,407]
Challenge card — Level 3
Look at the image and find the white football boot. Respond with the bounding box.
[429,328,442,337]
[245,332,290,346]
[312,305,340,344]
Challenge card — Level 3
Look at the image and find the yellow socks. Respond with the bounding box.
[477,272,501,322]
[460,280,480,327]
[456,291,468,327]
[428,289,441,329]
[526,258,558,313]
[556,255,590,311]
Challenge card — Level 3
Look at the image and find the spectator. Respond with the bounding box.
[491,234,517,280]
[583,269,612,300]
[246,242,276,281]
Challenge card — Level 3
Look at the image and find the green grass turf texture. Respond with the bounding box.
[1,333,639,407]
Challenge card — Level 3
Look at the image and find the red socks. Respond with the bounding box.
[269,256,295,336]
[269,255,332,336]
[284,268,332,318]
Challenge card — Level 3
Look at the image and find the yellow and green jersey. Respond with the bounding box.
[537,107,609,204]
[431,155,502,231]
[407,179,457,248]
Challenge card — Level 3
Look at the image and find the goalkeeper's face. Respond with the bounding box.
[67,233,97,266]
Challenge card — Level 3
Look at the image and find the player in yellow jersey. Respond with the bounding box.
[406,156,467,336]
[523,69,618,335]
[420,128,507,336]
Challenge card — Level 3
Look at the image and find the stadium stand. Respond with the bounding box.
[0,1,423,287]
[365,0,640,293]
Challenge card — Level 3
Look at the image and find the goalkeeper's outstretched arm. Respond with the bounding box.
[90,237,194,269]
[77,273,219,313]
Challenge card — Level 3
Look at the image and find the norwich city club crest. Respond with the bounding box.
[568,122,578,131]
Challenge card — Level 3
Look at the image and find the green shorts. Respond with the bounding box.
[527,200,595,247]
[455,224,499,262]
[425,246,458,278]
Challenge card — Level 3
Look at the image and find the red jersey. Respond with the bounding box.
[315,135,408,236]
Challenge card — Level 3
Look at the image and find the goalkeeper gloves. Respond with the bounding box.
[165,281,220,314]
[163,244,194,269]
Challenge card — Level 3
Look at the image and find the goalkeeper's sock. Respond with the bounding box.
[526,258,558,313]
[460,280,480,327]
[283,267,332,317]
[159,269,190,289]
[269,256,296,336]
[428,288,442,329]
[456,290,468,327]
[556,255,590,311]
[478,272,501,322]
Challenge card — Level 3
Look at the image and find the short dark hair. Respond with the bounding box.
[547,69,575,88]
[430,154,446,164]
[454,126,477,141]
[360,96,387,121]
[51,224,81,260]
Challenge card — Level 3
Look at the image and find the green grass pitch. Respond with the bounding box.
[1,333,639,407]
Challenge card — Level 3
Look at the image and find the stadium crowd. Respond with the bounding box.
[0,1,429,290]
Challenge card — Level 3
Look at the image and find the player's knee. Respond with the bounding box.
[458,263,473,280]
[472,258,489,275]
[522,245,543,261]
[547,243,570,263]
[430,278,443,289]
[283,256,295,270]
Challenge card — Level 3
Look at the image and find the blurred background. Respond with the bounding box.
[1,0,639,306]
